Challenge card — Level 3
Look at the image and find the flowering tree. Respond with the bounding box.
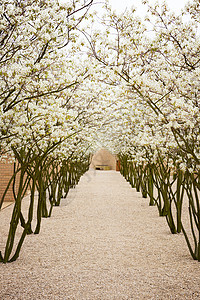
[0,0,99,263]
[84,0,200,260]
[1,0,200,263]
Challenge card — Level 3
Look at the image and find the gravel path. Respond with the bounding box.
[0,170,200,299]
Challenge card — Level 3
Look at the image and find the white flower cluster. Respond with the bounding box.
[1,0,200,176]
[84,0,200,174]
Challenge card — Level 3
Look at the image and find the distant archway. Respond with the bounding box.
[90,148,117,170]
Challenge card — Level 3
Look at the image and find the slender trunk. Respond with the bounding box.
[0,166,26,263]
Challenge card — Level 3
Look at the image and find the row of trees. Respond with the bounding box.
[1,0,200,262]
[0,0,110,262]
[87,0,200,261]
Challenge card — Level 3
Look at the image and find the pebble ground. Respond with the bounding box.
[0,170,200,299]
